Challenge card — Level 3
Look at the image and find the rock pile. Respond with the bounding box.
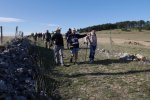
[97,48,149,62]
[0,38,46,99]
[124,41,143,46]
[119,53,147,61]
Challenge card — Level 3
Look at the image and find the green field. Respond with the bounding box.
[33,30,150,100]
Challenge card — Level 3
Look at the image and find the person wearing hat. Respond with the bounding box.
[68,28,87,65]
[51,27,64,66]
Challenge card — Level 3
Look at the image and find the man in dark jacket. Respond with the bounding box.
[52,28,64,66]
[68,28,87,64]
[45,30,51,49]
[65,28,72,49]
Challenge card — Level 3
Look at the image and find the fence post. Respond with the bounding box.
[109,30,112,52]
[107,30,113,59]
[15,26,18,37]
[0,26,3,45]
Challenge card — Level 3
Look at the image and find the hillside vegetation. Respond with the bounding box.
[79,20,150,32]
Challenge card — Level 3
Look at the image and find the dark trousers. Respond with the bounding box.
[89,45,96,61]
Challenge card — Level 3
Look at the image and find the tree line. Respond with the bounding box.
[78,20,150,33]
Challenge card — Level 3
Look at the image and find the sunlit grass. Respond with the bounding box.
[34,35,150,99]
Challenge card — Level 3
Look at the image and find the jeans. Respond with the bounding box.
[89,45,97,61]
[70,48,79,54]
[54,45,64,65]
[45,40,51,49]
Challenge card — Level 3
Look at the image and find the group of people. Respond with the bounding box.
[34,27,97,66]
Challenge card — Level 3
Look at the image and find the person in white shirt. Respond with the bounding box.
[87,30,97,63]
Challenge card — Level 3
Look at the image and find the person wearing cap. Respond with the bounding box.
[51,28,64,66]
[68,28,87,65]
[86,30,97,63]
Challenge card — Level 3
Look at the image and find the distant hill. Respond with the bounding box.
[78,20,150,33]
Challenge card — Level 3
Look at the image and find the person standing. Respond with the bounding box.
[68,28,87,64]
[45,30,51,49]
[33,33,38,45]
[51,28,64,66]
[65,28,72,49]
[87,30,97,63]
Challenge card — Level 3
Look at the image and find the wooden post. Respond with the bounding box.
[107,30,113,59]
[0,26,3,44]
[21,32,24,38]
[15,26,18,37]
[109,31,112,52]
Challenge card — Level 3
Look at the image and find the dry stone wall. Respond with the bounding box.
[0,38,49,100]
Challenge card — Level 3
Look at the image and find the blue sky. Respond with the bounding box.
[0,0,150,36]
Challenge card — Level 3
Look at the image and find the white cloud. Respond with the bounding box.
[0,17,24,22]
[47,24,59,27]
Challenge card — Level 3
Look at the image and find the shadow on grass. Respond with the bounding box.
[69,69,150,78]
[92,59,132,65]
[78,59,132,66]
[51,69,150,78]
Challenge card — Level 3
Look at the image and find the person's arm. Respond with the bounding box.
[77,34,87,39]
[86,35,91,44]
[67,35,71,43]
[61,34,64,46]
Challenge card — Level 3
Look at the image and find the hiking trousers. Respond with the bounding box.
[53,45,64,65]
[89,45,97,61]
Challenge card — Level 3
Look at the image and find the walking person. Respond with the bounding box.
[87,30,97,63]
[65,28,72,49]
[33,33,38,45]
[45,30,51,49]
[68,28,87,65]
[51,28,64,66]
[42,32,45,41]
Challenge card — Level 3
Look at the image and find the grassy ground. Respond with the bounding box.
[33,31,150,100]
[0,36,14,45]
[2,32,150,99]
[96,29,150,41]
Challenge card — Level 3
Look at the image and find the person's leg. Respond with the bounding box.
[67,41,69,49]
[45,41,48,48]
[74,52,78,63]
[89,45,96,63]
[59,46,64,66]
[70,48,74,63]
[89,45,93,61]
[70,54,73,63]
[67,39,70,49]
[92,45,97,61]
[48,41,51,49]
[54,45,59,65]
[74,48,79,64]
